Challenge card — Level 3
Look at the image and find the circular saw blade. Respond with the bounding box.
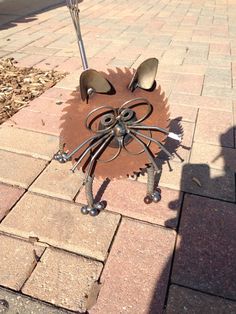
[60,67,170,179]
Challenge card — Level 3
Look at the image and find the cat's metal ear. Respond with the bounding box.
[80,69,114,102]
[128,58,159,92]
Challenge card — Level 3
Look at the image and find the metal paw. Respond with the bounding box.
[81,205,90,215]
[144,195,152,204]
[53,151,70,163]
[94,202,105,211]
[144,189,161,204]
[81,202,105,217]
[89,208,99,216]
[152,190,161,203]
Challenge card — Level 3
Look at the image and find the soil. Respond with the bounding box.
[0,58,66,125]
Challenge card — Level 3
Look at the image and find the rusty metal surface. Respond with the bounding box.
[60,67,170,179]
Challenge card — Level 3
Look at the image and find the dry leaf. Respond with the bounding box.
[0,57,66,125]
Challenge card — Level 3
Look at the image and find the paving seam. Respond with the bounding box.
[188,106,199,162]
[159,189,236,205]
[0,184,27,224]
[101,210,178,231]
[97,214,123,281]
[20,247,47,292]
[232,100,236,148]
[2,124,60,137]
[170,282,236,303]
[162,190,186,309]
[0,158,50,225]
[0,229,105,264]
[0,147,54,161]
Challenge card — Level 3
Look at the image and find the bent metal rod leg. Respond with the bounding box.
[81,175,101,216]
[85,175,94,208]
[144,165,161,204]
[81,134,113,216]
[147,165,155,195]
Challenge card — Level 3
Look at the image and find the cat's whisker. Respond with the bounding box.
[129,133,160,174]
[70,131,112,172]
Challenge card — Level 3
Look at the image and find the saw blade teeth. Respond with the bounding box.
[60,67,179,179]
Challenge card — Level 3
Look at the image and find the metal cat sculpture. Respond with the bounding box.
[54,0,181,216]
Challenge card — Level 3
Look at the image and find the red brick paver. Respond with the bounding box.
[172,194,236,300]
[0,235,44,290]
[91,218,176,314]
[4,107,62,136]
[30,160,84,201]
[36,56,69,71]
[41,87,76,101]
[23,248,103,312]
[0,126,59,160]
[0,193,120,261]
[25,96,68,116]
[194,108,234,147]
[173,74,204,95]
[169,104,198,123]
[0,183,24,221]
[0,150,47,188]
[169,93,232,111]
[16,55,46,68]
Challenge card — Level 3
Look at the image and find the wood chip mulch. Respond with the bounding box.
[0,58,67,125]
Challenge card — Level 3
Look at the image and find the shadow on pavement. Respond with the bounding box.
[0,0,65,29]
[149,126,236,313]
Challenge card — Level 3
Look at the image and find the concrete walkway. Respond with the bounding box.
[0,0,236,313]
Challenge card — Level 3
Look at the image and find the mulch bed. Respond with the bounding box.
[0,58,67,125]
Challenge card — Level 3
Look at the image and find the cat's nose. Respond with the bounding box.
[114,123,126,137]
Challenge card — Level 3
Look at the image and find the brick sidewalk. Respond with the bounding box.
[0,0,236,313]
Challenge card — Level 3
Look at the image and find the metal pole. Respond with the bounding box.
[78,39,88,70]
[66,0,88,70]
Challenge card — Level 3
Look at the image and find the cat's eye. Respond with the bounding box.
[120,108,135,122]
[100,113,116,127]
